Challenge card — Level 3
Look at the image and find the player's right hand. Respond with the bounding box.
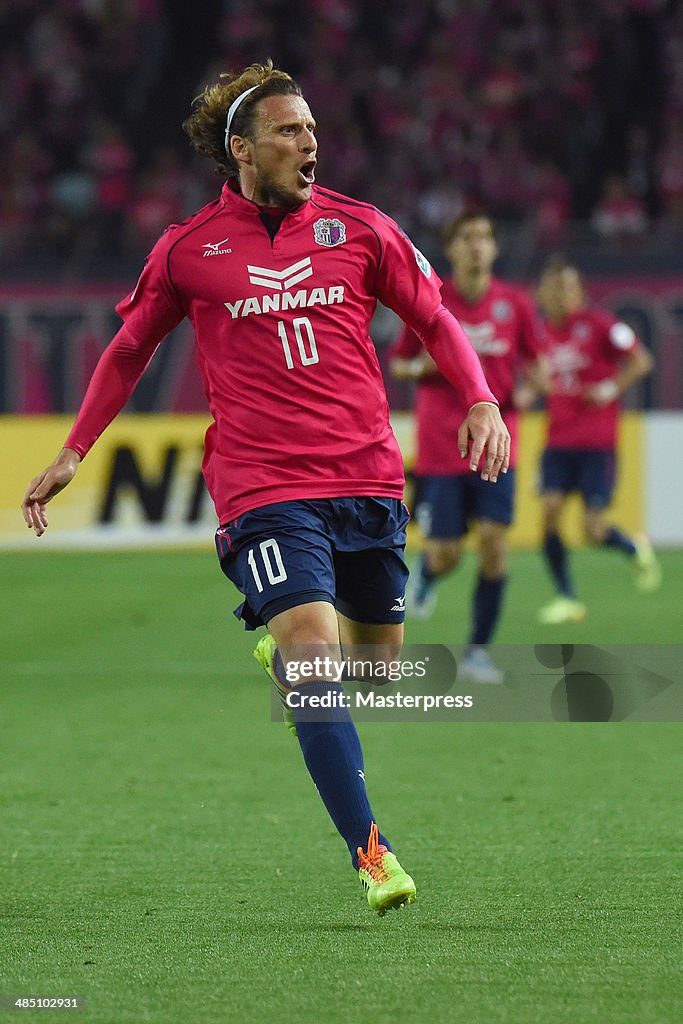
[21,448,82,537]
[458,402,510,483]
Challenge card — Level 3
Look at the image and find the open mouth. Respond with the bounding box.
[298,161,316,185]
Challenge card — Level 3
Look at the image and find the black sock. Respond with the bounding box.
[603,526,637,556]
[543,532,575,598]
[293,681,391,869]
[469,575,507,646]
[419,553,438,584]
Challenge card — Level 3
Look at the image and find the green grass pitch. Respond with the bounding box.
[2,548,682,1024]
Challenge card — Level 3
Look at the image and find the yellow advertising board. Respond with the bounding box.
[1,416,215,549]
[390,411,643,550]
[1,413,642,549]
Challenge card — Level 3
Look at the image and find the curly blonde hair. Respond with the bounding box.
[183,60,302,177]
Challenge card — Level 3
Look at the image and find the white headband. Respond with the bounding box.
[224,85,260,154]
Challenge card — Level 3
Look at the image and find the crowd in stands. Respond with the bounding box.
[1,0,681,277]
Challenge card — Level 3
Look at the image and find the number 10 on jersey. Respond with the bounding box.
[278,317,319,369]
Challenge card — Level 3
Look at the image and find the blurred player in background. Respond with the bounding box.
[535,256,660,624]
[390,212,546,683]
[21,62,509,915]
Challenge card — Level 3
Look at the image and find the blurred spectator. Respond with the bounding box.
[0,0,679,276]
[658,122,683,227]
[592,175,648,245]
[127,149,191,251]
[533,163,572,250]
[86,121,135,254]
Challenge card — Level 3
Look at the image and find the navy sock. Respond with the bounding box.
[293,681,391,869]
[544,532,575,598]
[420,553,438,584]
[469,574,507,646]
[603,526,637,557]
[273,647,285,683]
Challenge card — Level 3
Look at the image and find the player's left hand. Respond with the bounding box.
[21,448,81,537]
[458,402,510,483]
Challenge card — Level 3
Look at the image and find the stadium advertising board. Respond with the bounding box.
[2,415,216,549]
[1,413,644,549]
[0,278,670,548]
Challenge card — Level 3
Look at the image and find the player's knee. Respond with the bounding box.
[268,600,339,648]
[583,515,605,545]
[479,527,507,576]
[428,541,461,574]
[480,547,507,577]
[543,505,562,533]
[340,625,404,677]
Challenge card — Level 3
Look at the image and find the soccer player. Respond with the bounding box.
[535,256,660,624]
[21,62,510,915]
[390,212,546,683]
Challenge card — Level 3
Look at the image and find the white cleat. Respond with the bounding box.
[633,535,662,593]
[537,596,587,625]
[458,646,504,684]
[405,572,437,620]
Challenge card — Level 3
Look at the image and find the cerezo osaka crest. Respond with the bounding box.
[313,218,347,247]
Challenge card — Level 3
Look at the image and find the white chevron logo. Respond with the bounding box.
[247,257,313,290]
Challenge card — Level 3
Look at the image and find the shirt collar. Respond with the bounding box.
[220,178,312,222]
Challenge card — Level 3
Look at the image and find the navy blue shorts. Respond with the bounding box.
[414,470,516,540]
[215,497,410,629]
[540,448,616,509]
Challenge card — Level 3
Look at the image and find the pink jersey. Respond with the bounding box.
[391,278,541,475]
[65,181,496,522]
[544,308,641,450]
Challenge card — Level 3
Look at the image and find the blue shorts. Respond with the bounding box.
[540,448,616,509]
[215,497,410,629]
[414,470,516,540]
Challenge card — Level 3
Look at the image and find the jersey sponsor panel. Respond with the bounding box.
[391,278,542,475]
[224,284,344,319]
[544,309,643,450]
[106,182,445,522]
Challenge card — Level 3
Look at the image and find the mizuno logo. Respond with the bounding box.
[202,237,232,257]
[247,257,313,290]
[391,596,406,612]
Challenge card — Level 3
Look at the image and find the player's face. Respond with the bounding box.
[238,94,317,208]
[446,219,497,275]
[539,269,583,320]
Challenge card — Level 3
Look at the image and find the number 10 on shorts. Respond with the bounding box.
[247,539,288,592]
